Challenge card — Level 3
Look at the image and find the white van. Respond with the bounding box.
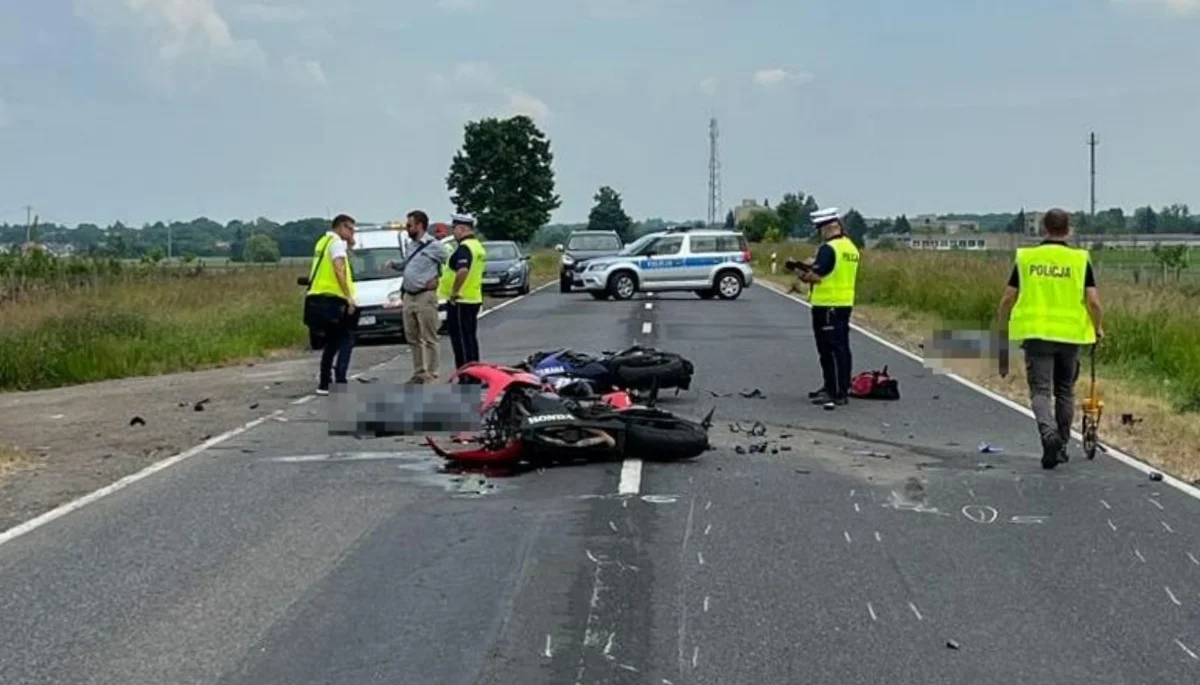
[347,224,448,342]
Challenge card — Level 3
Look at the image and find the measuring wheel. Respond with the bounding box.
[1080,344,1103,460]
[1081,413,1099,460]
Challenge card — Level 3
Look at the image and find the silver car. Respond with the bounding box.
[567,227,755,301]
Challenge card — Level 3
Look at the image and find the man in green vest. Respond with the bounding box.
[998,208,1105,469]
[791,207,860,410]
[444,213,487,373]
[304,213,358,395]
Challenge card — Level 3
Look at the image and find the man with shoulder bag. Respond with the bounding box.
[384,210,447,383]
[302,213,359,395]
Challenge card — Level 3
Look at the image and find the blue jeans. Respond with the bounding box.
[308,295,356,388]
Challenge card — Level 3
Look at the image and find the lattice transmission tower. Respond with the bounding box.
[707,117,722,227]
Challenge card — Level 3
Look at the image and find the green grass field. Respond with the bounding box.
[0,250,562,392]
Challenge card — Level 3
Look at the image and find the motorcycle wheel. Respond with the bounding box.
[620,408,709,461]
[607,353,694,391]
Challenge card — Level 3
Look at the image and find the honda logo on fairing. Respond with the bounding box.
[526,413,574,424]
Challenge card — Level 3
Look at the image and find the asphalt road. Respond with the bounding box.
[2,282,1199,684]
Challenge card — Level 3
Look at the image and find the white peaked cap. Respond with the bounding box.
[811,207,842,226]
[450,213,476,226]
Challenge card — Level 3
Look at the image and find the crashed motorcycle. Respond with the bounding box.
[425,361,712,466]
[518,345,695,401]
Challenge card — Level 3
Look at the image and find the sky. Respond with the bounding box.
[1,0,1198,228]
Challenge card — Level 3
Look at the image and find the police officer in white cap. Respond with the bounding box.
[445,213,488,373]
[787,208,861,410]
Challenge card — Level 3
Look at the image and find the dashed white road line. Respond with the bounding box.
[618,458,643,495]
[874,531,882,542]
[1176,639,1200,661]
[867,603,878,622]
[290,395,315,405]
[543,634,553,658]
[1165,586,1182,606]
[703,596,710,612]
[641,321,653,335]
[1100,499,1112,510]
[1107,519,1118,532]
[853,502,861,513]
[1148,498,1164,511]
[1161,521,1175,534]
[908,601,924,621]
[1188,552,1199,566]
[1134,547,1147,563]
[844,531,853,544]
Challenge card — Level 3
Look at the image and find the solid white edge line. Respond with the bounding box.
[757,278,1200,503]
[641,321,653,335]
[618,458,643,495]
[0,280,558,549]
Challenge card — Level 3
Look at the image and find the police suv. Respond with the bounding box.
[566,226,754,301]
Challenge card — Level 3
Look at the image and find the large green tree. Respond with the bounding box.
[445,115,561,243]
[842,209,869,247]
[775,191,820,237]
[586,186,635,242]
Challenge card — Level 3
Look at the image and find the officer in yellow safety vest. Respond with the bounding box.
[304,213,358,395]
[791,207,860,410]
[998,207,1105,470]
[444,213,488,374]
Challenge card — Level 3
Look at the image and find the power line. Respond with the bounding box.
[707,117,721,227]
[1088,132,1098,220]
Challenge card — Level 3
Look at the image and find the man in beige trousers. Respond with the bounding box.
[386,210,447,383]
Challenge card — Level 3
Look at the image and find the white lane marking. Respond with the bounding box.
[908,601,924,621]
[703,596,710,612]
[0,281,560,547]
[608,520,618,532]
[867,603,878,622]
[1166,586,1182,606]
[1162,520,1175,534]
[604,632,616,656]
[1148,498,1164,511]
[290,395,315,405]
[1188,552,1199,566]
[1176,639,1200,661]
[844,531,853,544]
[1134,548,1147,563]
[691,646,699,669]
[854,502,861,513]
[0,410,284,548]
[618,458,643,495]
[543,635,553,658]
[703,524,711,536]
[967,488,976,499]
[641,321,653,335]
[1107,519,1118,532]
[705,501,712,510]
[760,279,1200,503]
[1100,499,1112,510]
[697,552,705,566]
[850,489,856,498]
[874,531,882,542]
[645,303,653,310]
[618,663,638,672]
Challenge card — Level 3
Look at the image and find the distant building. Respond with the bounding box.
[732,199,769,225]
[1023,211,1045,237]
[898,231,1022,251]
[908,214,980,234]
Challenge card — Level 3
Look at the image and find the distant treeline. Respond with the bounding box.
[0,217,693,260]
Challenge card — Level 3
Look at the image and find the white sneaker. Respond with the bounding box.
[315,387,330,396]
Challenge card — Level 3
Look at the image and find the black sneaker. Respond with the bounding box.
[808,387,828,399]
[822,396,848,411]
[811,392,833,405]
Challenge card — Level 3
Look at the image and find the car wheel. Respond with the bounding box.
[559,273,571,293]
[518,279,531,295]
[694,289,716,299]
[607,271,637,300]
[589,291,609,301]
[715,271,744,300]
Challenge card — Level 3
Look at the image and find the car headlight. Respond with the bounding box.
[386,290,403,307]
[507,264,522,275]
[561,254,575,266]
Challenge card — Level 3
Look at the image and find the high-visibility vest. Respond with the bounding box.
[437,240,456,299]
[306,233,355,300]
[1008,243,1095,344]
[455,236,487,304]
[809,235,860,307]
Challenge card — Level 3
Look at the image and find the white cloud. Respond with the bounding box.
[700,77,719,96]
[1113,0,1200,14]
[752,67,814,87]
[235,3,310,23]
[428,61,551,123]
[283,57,327,87]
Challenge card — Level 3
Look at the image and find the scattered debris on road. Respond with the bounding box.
[1149,471,1164,482]
[946,639,960,650]
[129,416,145,427]
[852,449,891,460]
[193,398,211,412]
[738,388,766,399]
[978,442,1003,454]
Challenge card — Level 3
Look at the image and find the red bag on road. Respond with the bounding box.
[849,366,900,400]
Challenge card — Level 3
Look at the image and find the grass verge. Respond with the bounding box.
[0,444,30,480]
[0,250,561,393]
[752,242,1200,483]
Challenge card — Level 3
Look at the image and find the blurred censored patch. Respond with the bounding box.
[327,383,482,437]
[921,328,1010,376]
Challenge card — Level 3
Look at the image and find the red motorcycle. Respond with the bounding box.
[426,362,712,466]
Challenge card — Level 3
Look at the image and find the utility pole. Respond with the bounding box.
[1088,132,1097,221]
[707,117,722,227]
[24,205,32,244]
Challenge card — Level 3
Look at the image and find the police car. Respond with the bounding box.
[568,226,754,300]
